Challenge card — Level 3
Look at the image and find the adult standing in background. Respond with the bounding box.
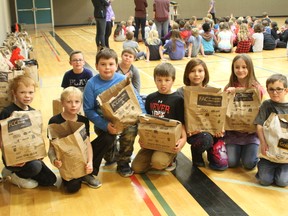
[105,0,115,48]
[208,0,216,23]
[91,0,110,52]
[134,0,148,42]
[153,0,170,38]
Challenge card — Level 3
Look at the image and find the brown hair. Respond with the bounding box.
[227,54,259,88]
[121,48,136,59]
[96,48,118,64]
[69,50,83,61]
[154,63,176,81]
[183,59,209,87]
[266,74,288,88]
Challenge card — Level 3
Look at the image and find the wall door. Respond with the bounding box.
[15,0,54,29]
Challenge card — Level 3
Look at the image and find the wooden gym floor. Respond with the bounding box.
[1,18,288,215]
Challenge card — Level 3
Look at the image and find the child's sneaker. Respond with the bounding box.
[10,173,38,189]
[165,158,177,171]
[117,163,134,177]
[82,174,102,189]
[1,167,12,180]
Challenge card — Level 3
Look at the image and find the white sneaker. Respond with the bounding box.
[1,167,12,179]
[165,161,177,172]
[10,173,38,189]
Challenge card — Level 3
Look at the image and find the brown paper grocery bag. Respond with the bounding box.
[184,86,228,136]
[262,113,288,163]
[0,110,46,166]
[138,114,182,153]
[47,121,88,181]
[97,77,142,133]
[225,88,261,132]
[23,65,39,84]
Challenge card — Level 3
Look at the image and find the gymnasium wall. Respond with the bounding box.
[52,0,288,26]
[0,0,12,44]
[1,0,288,45]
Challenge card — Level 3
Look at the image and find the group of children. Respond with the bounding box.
[0,47,287,194]
[114,13,288,62]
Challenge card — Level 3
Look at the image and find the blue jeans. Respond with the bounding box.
[95,18,107,47]
[226,143,259,169]
[6,160,56,186]
[155,19,169,38]
[256,158,288,187]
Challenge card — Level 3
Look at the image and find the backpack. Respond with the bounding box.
[208,139,228,170]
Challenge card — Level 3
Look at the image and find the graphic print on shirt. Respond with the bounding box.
[69,79,87,87]
[149,99,171,118]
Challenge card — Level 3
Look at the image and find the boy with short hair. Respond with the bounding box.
[83,48,146,177]
[61,50,93,92]
[123,31,145,60]
[48,87,101,193]
[254,74,288,187]
[131,63,187,173]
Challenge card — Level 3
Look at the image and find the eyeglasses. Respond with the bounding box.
[71,59,84,62]
[267,88,286,93]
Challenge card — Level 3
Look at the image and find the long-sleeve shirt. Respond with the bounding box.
[83,73,145,132]
[134,0,148,18]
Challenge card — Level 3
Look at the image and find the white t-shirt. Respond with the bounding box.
[218,30,233,50]
[252,32,264,52]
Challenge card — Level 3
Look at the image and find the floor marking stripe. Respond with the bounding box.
[141,174,176,216]
[213,177,288,193]
[130,175,162,216]
[41,31,61,62]
[49,31,97,74]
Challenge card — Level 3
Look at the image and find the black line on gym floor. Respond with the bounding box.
[173,152,248,216]
[49,31,97,74]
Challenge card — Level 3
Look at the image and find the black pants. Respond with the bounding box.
[91,130,115,175]
[105,21,113,48]
[134,17,146,41]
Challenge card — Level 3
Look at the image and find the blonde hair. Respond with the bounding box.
[9,75,36,101]
[146,30,160,45]
[191,28,199,37]
[237,23,249,41]
[61,86,83,102]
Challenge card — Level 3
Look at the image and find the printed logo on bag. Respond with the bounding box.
[0,72,8,82]
[110,90,130,112]
[278,138,288,150]
[234,92,253,102]
[197,95,222,107]
[8,115,32,132]
[79,127,88,141]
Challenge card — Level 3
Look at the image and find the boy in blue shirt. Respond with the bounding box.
[83,48,145,177]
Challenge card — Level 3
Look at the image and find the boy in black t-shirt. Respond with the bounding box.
[132,63,187,173]
[48,86,101,193]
